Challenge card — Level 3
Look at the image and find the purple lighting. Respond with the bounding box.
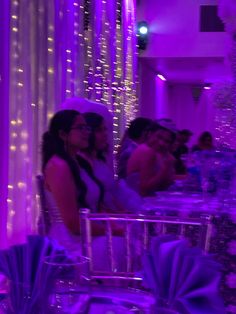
[157,73,166,81]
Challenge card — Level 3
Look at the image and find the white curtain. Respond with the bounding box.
[0,0,137,248]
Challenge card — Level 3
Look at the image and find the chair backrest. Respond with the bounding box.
[80,209,212,284]
[36,175,51,235]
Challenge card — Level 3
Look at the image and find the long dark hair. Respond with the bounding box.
[199,131,213,143]
[42,109,103,208]
[128,117,152,141]
[83,112,108,161]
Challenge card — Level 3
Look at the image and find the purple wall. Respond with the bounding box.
[139,59,216,144]
[137,0,228,143]
[137,0,230,58]
[138,61,157,118]
[167,84,215,146]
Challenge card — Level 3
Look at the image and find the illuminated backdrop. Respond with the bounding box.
[0,0,138,247]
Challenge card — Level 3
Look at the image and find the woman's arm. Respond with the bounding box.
[139,150,172,195]
[45,157,114,236]
[45,157,81,234]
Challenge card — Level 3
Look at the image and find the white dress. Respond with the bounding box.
[45,168,100,253]
[45,167,125,271]
[93,159,142,213]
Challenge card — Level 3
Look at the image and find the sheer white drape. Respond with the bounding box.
[0,0,137,248]
[5,0,85,246]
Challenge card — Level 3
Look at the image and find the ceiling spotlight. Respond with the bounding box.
[139,25,148,35]
[157,74,166,81]
[137,21,149,50]
[203,83,211,90]
[138,21,149,35]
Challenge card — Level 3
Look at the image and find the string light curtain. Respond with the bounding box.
[5,0,85,246]
[84,0,138,153]
[1,0,138,247]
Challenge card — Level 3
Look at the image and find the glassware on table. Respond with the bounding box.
[43,254,90,314]
[88,287,155,313]
[88,296,149,313]
[215,153,235,208]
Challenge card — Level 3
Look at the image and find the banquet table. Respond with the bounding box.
[142,191,236,314]
[0,285,157,314]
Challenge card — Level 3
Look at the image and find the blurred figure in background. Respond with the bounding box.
[117,117,152,179]
[173,129,193,174]
[127,122,175,196]
[192,131,214,152]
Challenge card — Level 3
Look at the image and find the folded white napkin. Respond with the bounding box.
[142,235,226,314]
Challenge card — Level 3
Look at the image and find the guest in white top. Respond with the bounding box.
[42,110,105,242]
[41,110,124,271]
[80,112,142,213]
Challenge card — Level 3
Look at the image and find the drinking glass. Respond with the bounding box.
[43,254,90,313]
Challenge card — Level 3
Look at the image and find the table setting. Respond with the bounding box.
[0,235,156,314]
[140,151,236,313]
[0,232,227,314]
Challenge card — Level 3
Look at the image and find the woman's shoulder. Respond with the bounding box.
[136,144,156,159]
[45,155,70,174]
[129,144,156,166]
[134,143,154,154]
[44,156,75,191]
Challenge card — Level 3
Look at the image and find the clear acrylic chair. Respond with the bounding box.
[80,208,212,286]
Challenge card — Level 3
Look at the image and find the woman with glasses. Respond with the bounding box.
[41,109,124,271]
[41,110,107,249]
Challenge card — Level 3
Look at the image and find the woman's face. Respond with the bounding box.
[202,136,212,148]
[158,130,173,152]
[94,121,108,151]
[65,115,90,150]
[149,129,172,152]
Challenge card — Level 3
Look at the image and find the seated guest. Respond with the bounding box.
[81,112,142,213]
[117,117,152,179]
[173,129,193,174]
[61,97,114,171]
[127,122,175,196]
[42,110,124,270]
[192,131,214,152]
[42,110,105,248]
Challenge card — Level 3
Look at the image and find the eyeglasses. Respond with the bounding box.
[71,125,91,132]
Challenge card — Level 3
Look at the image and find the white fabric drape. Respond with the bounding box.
[0,0,137,248]
[5,0,85,246]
